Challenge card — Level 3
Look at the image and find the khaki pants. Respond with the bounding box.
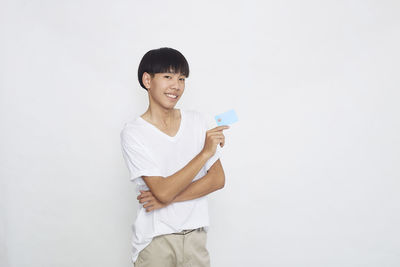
[134,227,211,267]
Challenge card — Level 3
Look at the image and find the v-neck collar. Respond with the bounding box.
[138,109,184,142]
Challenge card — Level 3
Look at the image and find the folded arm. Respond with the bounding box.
[138,159,225,211]
[141,151,210,204]
[172,159,225,202]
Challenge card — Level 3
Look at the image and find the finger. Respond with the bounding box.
[140,190,151,196]
[211,136,225,144]
[138,196,150,203]
[147,206,155,212]
[208,126,230,133]
[143,202,154,209]
[208,128,229,134]
[219,137,225,147]
[140,192,152,199]
[137,193,147,200]
[218,136,225,147]
[208,134,226,142]
[208,131,225,138]
[139,196,153,204]
[148,203,162,212]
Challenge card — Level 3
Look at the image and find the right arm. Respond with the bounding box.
[143,151,209,204]
[138,159,225,212]
[142,125,229,204]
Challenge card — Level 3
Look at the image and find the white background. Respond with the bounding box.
[1,0,399,266]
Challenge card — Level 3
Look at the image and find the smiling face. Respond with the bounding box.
[142,71,186,110]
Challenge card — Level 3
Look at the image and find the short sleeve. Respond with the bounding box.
[197,111,222,172]
[120,129,163,185]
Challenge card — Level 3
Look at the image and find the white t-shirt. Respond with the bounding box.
[120,108,222,263]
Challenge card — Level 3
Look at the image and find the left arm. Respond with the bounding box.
[138,159,225,212]
[173,158,225,202]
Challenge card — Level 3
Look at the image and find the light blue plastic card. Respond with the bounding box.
[215,109,238,126]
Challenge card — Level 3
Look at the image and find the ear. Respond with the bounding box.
[142,72,152,90]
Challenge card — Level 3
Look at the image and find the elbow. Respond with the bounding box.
[156,192,172,204]
[219,181,225,189]
[219,182,225,189]
[157,188,176,204]
[143,176,172,204]
[217,175,225,189]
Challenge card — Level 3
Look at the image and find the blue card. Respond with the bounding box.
[215,109,238,126]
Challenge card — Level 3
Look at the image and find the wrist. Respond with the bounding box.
[200,150,211,161]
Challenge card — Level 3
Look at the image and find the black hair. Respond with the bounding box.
[137,47,190,91]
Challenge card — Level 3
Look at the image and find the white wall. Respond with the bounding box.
[1,0,399,266]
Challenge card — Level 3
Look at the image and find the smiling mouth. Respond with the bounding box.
[165,93,178,99]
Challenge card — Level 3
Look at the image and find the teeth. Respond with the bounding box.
[166,94,177,99]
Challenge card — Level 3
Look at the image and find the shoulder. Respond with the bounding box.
[182,109,209,133]
[120,117,146,144]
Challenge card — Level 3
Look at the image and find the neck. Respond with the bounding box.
[142,106,179,127]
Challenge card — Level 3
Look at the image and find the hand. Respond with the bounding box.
[201,125,230,158]
[137,190,170,212]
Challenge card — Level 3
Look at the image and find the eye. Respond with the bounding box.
[164,75,171,79]
[179,78,185,81]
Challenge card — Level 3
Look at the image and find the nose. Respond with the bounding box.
[171,77,182,90]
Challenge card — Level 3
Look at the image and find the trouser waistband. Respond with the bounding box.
[171,227,204,235]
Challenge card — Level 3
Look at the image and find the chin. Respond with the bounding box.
[163,104,177,109]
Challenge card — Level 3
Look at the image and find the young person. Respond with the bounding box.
[120,47,229,267]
